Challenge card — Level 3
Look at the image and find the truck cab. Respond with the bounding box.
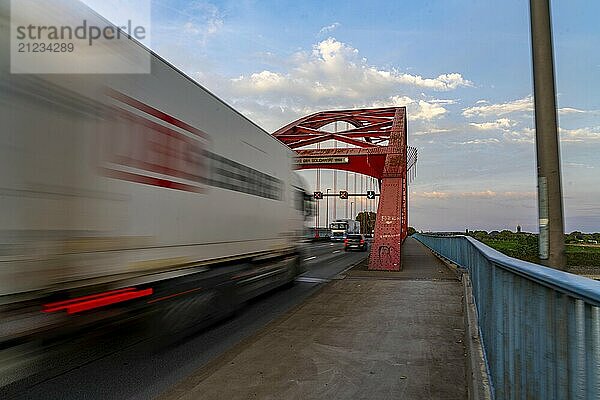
[330,219,359,242]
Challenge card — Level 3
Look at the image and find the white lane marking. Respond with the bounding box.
[296,276,331,283]
[304,256,317,261]
[332,250,341,254]
[338,254,369,274]
[330,243,334,246]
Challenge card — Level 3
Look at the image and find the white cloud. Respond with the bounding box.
[469,118,515,131]
[503,127,535,143]
[206,18,223,35]
[183,22,201,35]
[318,22,341,35]
[502,126,600,144]
[565,162,595,169]
[413,190,535,199]
[559,107,586,115]
[429,99,458,105]
[457,138,501,145]
[222,38,473,130]
[398,73,472,91]
[415,191,451,199]
[371,95,448,121]
[463,95,533,118]
[231,38,473,100]
[560,127,600,142]
[414,100,448,120]
[234,70,287,91]
[179,2,224,45]
[413,128,453,136]
[462,190,498,198]
[464,96,588,118]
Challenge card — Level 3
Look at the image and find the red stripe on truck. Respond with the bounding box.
[106,89,209,139]
[43,288,135,312]
[100,168,203,193]
[43,288,153,314]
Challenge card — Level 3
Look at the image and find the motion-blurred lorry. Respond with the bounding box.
[0,1,311,345]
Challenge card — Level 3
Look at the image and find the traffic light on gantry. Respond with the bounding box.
[339,190,348,199]
[313,191,323,200]
[366,190,375,199]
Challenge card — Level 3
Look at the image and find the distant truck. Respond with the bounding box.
[330,219,360,242]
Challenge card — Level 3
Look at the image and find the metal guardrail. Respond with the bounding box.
[414,233,600,400]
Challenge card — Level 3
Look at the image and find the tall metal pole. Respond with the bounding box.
[354,173,357,212]
[326,188,331,233]
[529,0,566,269]
[345,137,349,219]
[314,200,319,238]
[315,142,321,238]
[360,175,364,213]
[333,122,337,222]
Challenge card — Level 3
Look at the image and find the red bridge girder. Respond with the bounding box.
[273,107,417,271]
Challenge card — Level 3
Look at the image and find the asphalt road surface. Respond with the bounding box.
[1,240,369,400]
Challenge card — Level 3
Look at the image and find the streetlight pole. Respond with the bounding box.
[326,188,331,236]
[529,0,566,269]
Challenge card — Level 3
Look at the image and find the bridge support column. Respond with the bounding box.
[369,109,407,271]
[369,175,404,270]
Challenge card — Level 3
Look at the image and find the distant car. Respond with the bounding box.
[344,234,368,251]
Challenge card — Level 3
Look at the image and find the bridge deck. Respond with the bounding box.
[160,238,467,400]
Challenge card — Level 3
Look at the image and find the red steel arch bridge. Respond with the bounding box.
[273,107,417,271]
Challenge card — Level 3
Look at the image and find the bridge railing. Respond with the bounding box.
[414,233,600,400]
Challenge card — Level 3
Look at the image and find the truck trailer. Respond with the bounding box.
[0,0,311,344]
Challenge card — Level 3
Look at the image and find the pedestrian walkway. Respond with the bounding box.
[347,237,460,281]
[159,238,467,400]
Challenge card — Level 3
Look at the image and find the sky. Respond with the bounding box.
[84,0,600,233]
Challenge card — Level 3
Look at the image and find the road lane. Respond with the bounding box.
[1,242,368,400]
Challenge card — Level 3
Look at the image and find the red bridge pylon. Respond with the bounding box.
[273,107,417,270]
